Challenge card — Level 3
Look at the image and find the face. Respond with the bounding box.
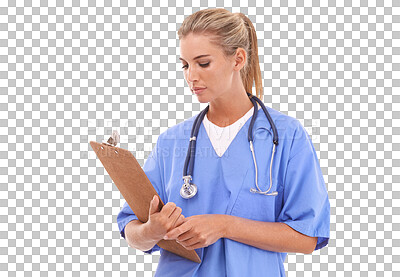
[179,33,242,104]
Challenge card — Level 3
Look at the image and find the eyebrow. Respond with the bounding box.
[179,54,211,62]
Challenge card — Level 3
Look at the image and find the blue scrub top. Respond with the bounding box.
[117,105,330,277]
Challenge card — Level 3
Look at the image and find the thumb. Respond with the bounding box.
[149,195,159,216]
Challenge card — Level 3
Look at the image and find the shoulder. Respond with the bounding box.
[262,105,311,157]
[157,113,198,143]
[267,106,300,130]
[258,105,304,139]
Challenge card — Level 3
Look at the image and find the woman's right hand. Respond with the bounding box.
[145,195,185,242]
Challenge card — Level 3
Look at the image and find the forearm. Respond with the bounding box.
[124,220,159,252]
[221,215,317,254]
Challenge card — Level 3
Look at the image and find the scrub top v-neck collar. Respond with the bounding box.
[201,105,260,159]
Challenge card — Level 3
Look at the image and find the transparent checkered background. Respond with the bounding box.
[0,0,399,276]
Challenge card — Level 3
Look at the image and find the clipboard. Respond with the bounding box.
[89,137,201,264]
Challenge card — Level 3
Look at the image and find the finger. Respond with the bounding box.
[184,242,203,250]
[164,221,192,240]
[176,230,192,242]
[177,235,196,245]
[169,205,182,220]
[160,202,177,218]
[174,214,185,228]
[170,209,183,228]
[148,195,159,215]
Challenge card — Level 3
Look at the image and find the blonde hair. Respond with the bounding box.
[177,8,263,101]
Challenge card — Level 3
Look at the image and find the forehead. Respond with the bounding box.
[179,33,222,60]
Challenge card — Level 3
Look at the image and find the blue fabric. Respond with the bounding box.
[117,105,330,276]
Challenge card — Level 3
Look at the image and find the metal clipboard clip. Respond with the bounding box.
[102,130,120,147]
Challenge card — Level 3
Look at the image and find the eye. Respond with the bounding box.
[181,62,210,69]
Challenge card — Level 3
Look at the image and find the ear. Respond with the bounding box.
[233,48,247,71]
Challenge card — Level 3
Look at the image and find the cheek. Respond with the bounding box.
[208,67,227,83]
[214,69,231,87]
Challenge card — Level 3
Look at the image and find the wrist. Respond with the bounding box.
[136,221,159,252]
[142,221,161,243]
[219,214,230,238]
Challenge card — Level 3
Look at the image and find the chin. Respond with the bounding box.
[195,97,209,104]
[194,93,213,104]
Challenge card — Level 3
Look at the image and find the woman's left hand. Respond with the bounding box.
[163,214,226,250]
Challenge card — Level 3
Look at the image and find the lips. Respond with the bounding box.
[192,87,206,94]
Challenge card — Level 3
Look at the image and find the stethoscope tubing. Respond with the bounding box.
[248,93,278,145]
[182,93,279,198]
[182,105,209,182]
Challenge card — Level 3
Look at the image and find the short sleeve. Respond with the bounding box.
[116,136,165,254]
[277,122,330,251]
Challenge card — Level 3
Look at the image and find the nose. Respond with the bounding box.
[185,65,198,83]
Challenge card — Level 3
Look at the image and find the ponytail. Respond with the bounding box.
[237,13,263,101]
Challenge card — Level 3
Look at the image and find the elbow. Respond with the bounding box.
[303,248,314,255]
[301,246,314,255]
[303,237,318,254]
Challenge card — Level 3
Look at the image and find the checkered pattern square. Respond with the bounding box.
[0,0,399,276]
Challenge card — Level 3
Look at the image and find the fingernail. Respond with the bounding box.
[163,236,168,240]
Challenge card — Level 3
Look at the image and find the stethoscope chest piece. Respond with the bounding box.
[180,182,198,199]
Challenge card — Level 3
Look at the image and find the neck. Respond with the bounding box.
[207,89,254,128]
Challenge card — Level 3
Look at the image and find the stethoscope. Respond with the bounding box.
[180,92,279,199]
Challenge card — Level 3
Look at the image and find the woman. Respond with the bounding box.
[117,8,330,276]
